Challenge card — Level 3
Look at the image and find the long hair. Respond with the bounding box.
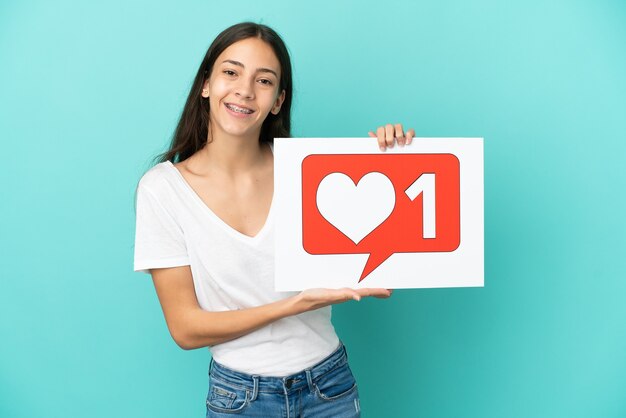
[152,22,293,165]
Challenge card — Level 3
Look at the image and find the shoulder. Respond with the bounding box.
[137,161,175,194]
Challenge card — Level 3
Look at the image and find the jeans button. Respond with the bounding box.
[285,378,293,389]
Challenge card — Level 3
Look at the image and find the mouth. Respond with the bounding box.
[225,103,255,115]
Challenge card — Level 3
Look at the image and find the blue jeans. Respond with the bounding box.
[205,342,360,417]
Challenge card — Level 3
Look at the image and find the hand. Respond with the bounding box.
[368,123,415,151]
[297,287,393,312]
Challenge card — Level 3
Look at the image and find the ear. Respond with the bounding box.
[201,79,210,98]
[271,90,286,115]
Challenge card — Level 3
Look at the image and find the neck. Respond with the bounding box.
[197,126,267,175]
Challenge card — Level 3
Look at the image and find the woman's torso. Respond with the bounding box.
[138,147,339,376]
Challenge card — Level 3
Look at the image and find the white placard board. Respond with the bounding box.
[274,138,483,290]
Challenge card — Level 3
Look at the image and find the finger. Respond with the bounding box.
[394,123,405,146]
[348,289,361,301]
[368,131,376,138]
[406,128,415,145]
[385,124,395,148]
[376,126,386,152]
[338,288,360,302]
[356,288,392,298]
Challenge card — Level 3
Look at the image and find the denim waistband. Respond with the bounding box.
[209,341,347,395]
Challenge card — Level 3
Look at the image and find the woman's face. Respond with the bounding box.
[202,37,285,141]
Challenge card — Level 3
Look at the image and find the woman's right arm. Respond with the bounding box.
[150,265,391,350]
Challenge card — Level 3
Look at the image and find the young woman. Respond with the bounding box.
[133,22,415,417]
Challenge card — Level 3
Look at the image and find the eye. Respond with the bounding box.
[258,78,273,86]
[223,69,237,76]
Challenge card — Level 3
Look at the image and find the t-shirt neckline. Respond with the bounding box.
[164,159,274,244]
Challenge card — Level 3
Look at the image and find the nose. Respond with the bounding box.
[234,76,255,100]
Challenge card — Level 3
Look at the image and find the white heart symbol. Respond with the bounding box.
[316,172,396,244]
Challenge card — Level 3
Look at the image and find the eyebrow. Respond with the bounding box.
[221,59,278,78]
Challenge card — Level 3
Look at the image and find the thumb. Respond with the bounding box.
[368,131,376,138]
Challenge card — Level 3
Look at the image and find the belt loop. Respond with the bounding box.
[305,369,314,393]
[250,375,259,401]
[209,358,214,374]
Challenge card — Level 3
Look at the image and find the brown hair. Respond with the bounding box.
[152,22,293,165]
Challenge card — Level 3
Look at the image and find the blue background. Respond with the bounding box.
[1,1,625,417]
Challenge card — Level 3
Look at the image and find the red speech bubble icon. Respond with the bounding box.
[302,154,460,283]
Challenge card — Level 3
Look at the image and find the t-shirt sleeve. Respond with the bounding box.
[133,183,190,274]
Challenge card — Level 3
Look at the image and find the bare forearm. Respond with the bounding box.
[181,294,305,349]
[173,287,391,350]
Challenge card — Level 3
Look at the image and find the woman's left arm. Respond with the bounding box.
[369,123,415,151]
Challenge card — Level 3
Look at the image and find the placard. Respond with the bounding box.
[274,138,483,290]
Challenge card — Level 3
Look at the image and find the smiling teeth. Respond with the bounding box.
[226,104,253,114]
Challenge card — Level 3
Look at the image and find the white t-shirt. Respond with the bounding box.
[133,159,339,376]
